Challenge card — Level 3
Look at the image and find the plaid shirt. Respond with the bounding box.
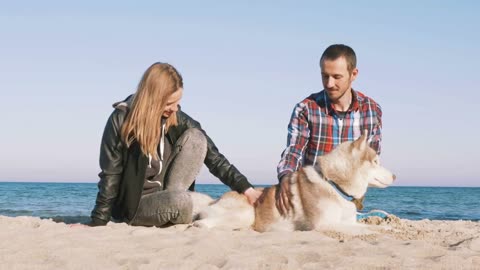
[277,89,382,180]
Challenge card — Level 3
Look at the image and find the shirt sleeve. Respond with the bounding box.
[277,102,311,180]
[369,103,382,155]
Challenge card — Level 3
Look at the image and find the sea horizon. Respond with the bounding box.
[0,180,479,188]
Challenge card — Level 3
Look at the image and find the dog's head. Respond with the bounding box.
[317,130,396,199]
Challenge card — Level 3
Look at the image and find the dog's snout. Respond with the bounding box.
[392,174,397,181]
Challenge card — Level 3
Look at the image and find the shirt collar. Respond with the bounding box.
[317,89,360,115]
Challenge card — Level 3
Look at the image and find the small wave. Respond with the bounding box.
[404,211,422,216]
[0,209,33,216]
[42,215,91,224]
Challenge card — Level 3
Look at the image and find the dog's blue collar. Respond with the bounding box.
[315,163,354,201]
[328,180,354,201]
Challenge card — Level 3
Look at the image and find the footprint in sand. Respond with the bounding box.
[448,236,480,251]
[128,228,156,236]
[468,237,480,252]
[116,257,150,268]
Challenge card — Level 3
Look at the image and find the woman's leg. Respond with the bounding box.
[164,128,207,190]
[131,190,193,226]
[131,128,207,227]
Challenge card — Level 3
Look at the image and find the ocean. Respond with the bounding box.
[0,182,479,224]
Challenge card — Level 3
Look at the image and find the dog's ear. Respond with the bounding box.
[353,130,368,151]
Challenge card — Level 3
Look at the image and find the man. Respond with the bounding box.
[276,44,382,214]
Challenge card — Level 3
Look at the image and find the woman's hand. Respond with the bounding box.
[243,187,262,205]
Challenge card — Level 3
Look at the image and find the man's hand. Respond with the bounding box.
[243,187,262,205]
[276,173,293,216]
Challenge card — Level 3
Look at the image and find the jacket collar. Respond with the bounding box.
[113,94,134,111]
[113,94,181,144]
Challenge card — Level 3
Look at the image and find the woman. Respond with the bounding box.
[89,62,261,227]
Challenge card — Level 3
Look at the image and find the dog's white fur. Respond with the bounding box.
[190,130,395,232]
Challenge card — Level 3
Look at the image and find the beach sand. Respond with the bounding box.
[1,215,479,270]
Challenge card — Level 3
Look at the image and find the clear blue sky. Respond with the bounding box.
[1,1,479,187]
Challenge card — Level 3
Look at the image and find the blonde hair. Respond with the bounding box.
[121,62,183,159]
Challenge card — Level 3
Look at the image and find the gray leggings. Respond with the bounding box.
[131,128,207,227]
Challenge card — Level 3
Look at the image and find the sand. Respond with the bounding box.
[1,215,479,270]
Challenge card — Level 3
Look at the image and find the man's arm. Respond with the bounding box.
[277,102,311,180]
[276,102,311,214]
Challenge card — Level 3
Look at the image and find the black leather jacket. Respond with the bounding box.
[90,97,253,226]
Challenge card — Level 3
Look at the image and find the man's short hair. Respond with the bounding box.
[320,44,357,73]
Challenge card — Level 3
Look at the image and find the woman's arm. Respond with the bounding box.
[90,109,126,226]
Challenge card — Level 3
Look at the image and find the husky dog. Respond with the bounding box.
[191,130,396,232]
